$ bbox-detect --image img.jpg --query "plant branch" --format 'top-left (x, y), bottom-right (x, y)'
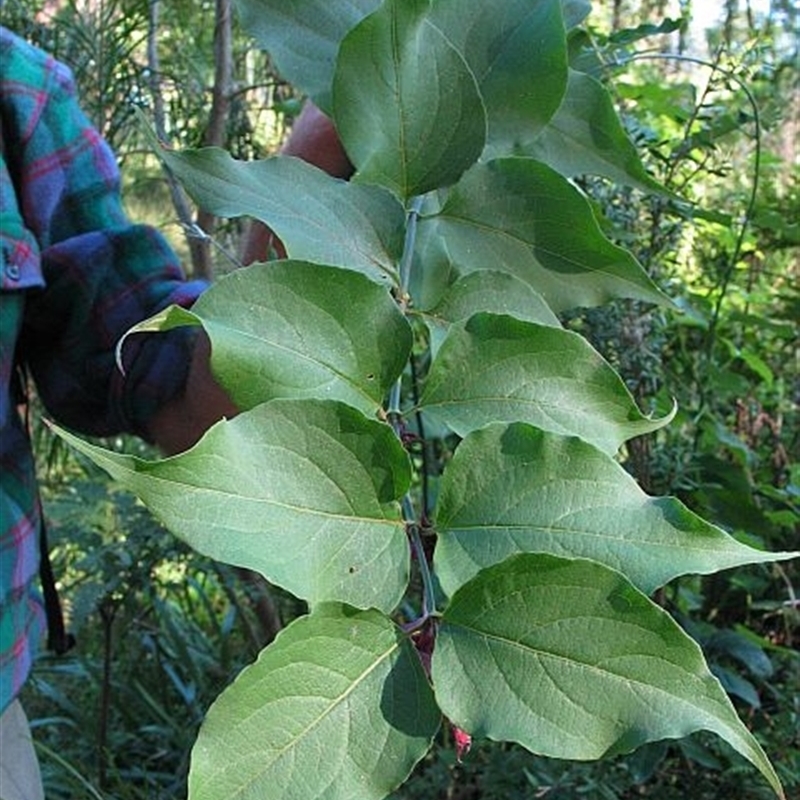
top-left (615, 51), bottom-right (762, 416)
top-left (388, 194), bottom-right (425, 417)
top-left (403, 496), bottom-right (436, 619)
top-left (146, 0), bottom-right (208, 277)
top-left (389, 193), bottom-right (435, 621)
top-left (399, 195), bottom-right (425, 296)
top-left (617, 52), bottom-right (762, 342)
top-left (409, 352), bottom-right (432, 521)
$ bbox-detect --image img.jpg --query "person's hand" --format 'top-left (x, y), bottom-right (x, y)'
top-left (147, 331), bottom-right (237, 454)
top-left (281, 102), bottom-right (353, 179)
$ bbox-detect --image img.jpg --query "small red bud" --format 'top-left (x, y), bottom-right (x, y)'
top-left (452, 726), bottom-right (472, 762)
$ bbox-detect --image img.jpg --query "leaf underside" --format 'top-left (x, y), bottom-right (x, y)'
top-left (432, 553), bottom-right (784, 798)
top-left (190, 605), bottom-right (440, 800)
top-left (419, 313), bottom-right (674, 455)
top-left (434, 423), bottom-right (799, 596)
top-left (52, 400), bottom-right (412, 613)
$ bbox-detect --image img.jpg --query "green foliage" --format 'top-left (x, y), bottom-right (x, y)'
top-left (57, 400), bottom-right (413, 613)
top-left (127, 262), bottom-right (413, 413)
top-left (525, 69), bottom-right (672, 193)
top-left (433, 423), bottom-right (790, 596)
top-left (334, 0), bottom-right (487, 199)
top-left (432, 553), bottom-right (776, 774)
top-left (190, 605), bottom-right (439, 800)
top-left (413, 157), bottom-right (667, 311)
top-left (23, 465), bottom-right (267, 799)
top-left (45, 1), bottom-right (797, 799)
top-left (152, 146), bottom-right (405, 280)
top-left (416, 315), bottom-right (673, 452)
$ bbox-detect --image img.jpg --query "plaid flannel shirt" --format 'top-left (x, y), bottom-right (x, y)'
top-left (0, 27), bottom-right (207, 713)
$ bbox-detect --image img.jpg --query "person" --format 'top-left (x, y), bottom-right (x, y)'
top-left (0, 25), bottom-right (344, 799)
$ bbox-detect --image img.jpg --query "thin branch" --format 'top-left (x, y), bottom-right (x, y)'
top-left (403, 496), bottom-right (437, 619)
top-left (146, 0), bottom-right (207, 276)
top-left (616, 50), bottom-right (762, 409)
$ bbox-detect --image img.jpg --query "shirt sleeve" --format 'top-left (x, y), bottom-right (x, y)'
top-left (8, 34), bottom-right (207, 439)
top-left (24, 226), bottom-right (208, 438)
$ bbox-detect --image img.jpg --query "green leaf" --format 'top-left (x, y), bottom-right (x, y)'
top-left (191, 605), bottom-right (440, 800)
top-left (616, 80), bottom-right (697, 125)
top-left (127, 262), bottom-right (412, 415)
top-left (707, 630), bottom-right (774, 680)
top-left (418, 313), bottom-right (674, 455)
top-left (738, 348), bottom-right (774, 387)
top-left (427, 0), bottom-right (568, 158)
top-left (333, 0), bottom-right (486, 200)
top-left (52, 400), bottom-right (411, 613)
top-left (526, 70), bottom-right (671, 194)
top-left (421, 271), bottom-right (560, 356)
top-left (712, 666), bottom-right (761, 709)
top-left (609, 18), bottom-right (684, 45)
top-left (234, 0), bottom-right (379, 112)
top-left (426, 272), bottom-right (560, 329)
top-left (434, 423), bottom-right (800, 596)
top-left (417, 158), bottom-right (669, 312)
top-left (431, 554), bottom-right (786, 799)
top-left (157, 146), bottom-right (405, 283)
top-left (561, 0), bottom-right (592, 28)
top-left (567, 29), bottom-right (604, 77)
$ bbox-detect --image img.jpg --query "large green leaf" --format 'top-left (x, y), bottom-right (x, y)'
top-left (52, 400), bottom-right (411, 612)
top-left (125, 262), bottom-right (412, 415)
top-left (434, 423), bottom-right (800, 596)
top-left (234, 0), bottom-right (379, 112)
top-left (526, 70), bottom-right (670, 194)
top-left (432, 554), bottom-right (785, 799)
top-left (157, 147), bottom-right (405, 283)
top-left (190, 605), bottom-right (440, 800)
top-left (561, 0), bottom-right (592, 27)
top-left (333, 0), bottom-right (486, 200)
top-left (427, 0), bottom-right (568, 158)
top-left (421, 271), bottom-right (560, 356)
top-left (425, 271), bottom-right (560, 329)
top-left (417, 158), bottom-right (668, 312)
top-left (418, 313), bottom-right (674, 455)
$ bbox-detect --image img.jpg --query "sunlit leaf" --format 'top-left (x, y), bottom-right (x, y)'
top-left (417, 158), bottom-right (669, 311)
top-left (561, 0), bottom-right (592, 27)
top-left (421, 271), bottom-right (560, 355)
top-left (428, 0), bottom-right (568, 158)
top-left (190, 605), bottom-right (440, 800)
top-left (609, 18), bottom-right (683, 45)
top-left (432, 554), bottom-right (785, 799)
top-left (52, 400), bottom-right (411, 612)
top-left (434, 423), bottom-right (800, 595)
top-left (126, 262), bottom-right (412, 415)
top-left (738, 348), bottom-right (774, 387)
top-left (333, 0), bottom-right (485, 200)
top-left (157, 146), bottom-right (405, 283)
top-left (526, 70), bottom-right (671, 194)
top-left (419, 313), bottom-right (674, 455)
top-left (234, 0), bottom-right (379, 112)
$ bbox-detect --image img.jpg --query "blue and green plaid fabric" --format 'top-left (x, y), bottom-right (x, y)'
top-left (1, 26), bottom-right (206, 713)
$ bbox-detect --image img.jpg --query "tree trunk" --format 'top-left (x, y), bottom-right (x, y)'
top-left (193, 0), bottom-right (234, 279)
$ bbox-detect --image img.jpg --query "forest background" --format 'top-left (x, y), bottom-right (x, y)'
top-left (1, 0), bottom-right (797, 798)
